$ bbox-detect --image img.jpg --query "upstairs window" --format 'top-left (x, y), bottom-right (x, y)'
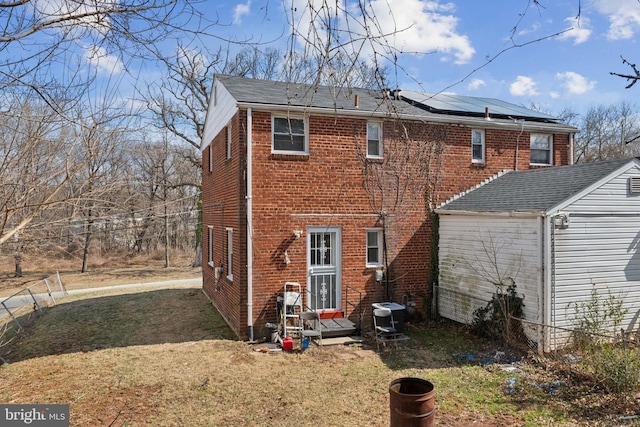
top-left (472, 129), bottom-right (485, 163)
top-left (272, 116), bottom-right (307, 154)
top-left (226, 123), bottom-right (232, 160)
top-left (367, 122), bottom-right (383, 158)
top-left (208, 144), bottom-right (213, 173)
top-left (530, 134), bottom-right (553, 165)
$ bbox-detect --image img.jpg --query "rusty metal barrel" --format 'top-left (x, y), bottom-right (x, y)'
top-left (389, 377), bottom-right (435, 427)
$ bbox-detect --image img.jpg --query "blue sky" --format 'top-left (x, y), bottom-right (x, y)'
top-left (210, 0), bottom-right (640, 116)
top-left (10, 1), bottom-right (640, 120)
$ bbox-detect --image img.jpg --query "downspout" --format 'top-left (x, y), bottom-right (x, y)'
top-left (246, 107), bottom-right (254, 341)
top-left (536, 215), bottom-right (544, 354)
top-left (543, 214), bottom-right (554, 352)
top-left (569, 132), bottom-right (575, 165)
top-left (514, 119), bottom-right (525, 171)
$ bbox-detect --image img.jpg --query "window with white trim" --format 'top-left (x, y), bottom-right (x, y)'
top-left (226, 227), bottom-right (233, 281)
top-left (530, 133), bottom-right (553, 165)
top-left (208, 144), bottom-right (213, 173)
top-left (366, 228), bottom-right (383, 267)
top-left (471, 129), bottom-right (485, 163)
top-left (226, 123), bottom-right (232, 160)
top-left (367, 122), bottom-right (383, 158)
top-left (207, 226), bottom-right (214, 267)
top-left (272, 116), bottom-right (307, 153)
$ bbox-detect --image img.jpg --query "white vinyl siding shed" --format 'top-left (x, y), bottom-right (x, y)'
top-left (436, 158), bottom-right (640, 351)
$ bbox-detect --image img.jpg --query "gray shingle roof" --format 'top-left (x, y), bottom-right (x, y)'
top-left (215, 75), bottom-right (575, 128)
top-left (437, 158), bottom-right (636, 213)
top-left (217, 74), bottom-right (426, 115)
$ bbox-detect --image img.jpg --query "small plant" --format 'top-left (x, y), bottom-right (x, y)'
top-left (588, 344), bottom-right (640, 393)
top-left (568, 285), bottom-right (639, 394)
top-left (569, 285), bottom-right (627, 347)
top-left (471, 279), bottom-right (525, 344)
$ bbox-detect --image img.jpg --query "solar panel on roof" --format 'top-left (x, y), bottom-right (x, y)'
top-left (401, 90), bottom-right (557, 120)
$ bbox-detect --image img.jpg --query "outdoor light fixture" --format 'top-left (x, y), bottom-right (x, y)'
top-left (293, 230), bottom-right (302, 239)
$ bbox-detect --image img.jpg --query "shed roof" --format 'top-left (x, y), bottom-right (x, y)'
top-left (437, 158), bottom-right (639, 214)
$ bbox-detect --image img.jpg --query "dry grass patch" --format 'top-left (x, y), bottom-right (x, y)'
top-left (1, 284), bottom-right (638, 426)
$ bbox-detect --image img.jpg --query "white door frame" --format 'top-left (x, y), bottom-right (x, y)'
top-left (307, 227), bottom-right (342, 312)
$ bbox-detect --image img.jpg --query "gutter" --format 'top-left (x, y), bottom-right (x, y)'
top-left (246, 107), bottom-right (254, 341)
top-left (235, 103), bottom-right (578, 134)
top-left (434, 209), bottom-right (543, 218)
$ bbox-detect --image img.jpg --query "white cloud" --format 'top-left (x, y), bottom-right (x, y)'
top-left (593, 0), bottom-right (640, 40)
top-left (177, 46), bottom-right (207, 74)
top-left (292, 0), bottom-right (475, 65)
top-left (510, 76), bottom-right (539, 97)
top-left (84, 45), bottom-right (123, 75)
top-left (556, 71), bottom-right (596, 95)
top-left (233, 0), bottom-right (251, 25)
top-left (558, 16), bottom-right (591, 44)
top-left (32, 0), bottom-right (112, 34)
top-left (517, 22), bottom-right (541, 37)
top-left (467, 78), bottom-right (485, 90)
top-left (550, 91), bottom-right (560, 99)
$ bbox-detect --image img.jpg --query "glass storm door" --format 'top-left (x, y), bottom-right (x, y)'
top-left (307, 228), bottom-right (341, 311)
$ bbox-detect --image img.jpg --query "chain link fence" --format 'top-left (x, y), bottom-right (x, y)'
top-left (0, 273), bottom-right (67, 334)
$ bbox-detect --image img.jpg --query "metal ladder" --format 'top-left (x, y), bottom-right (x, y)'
top-left (282, 282), bottom-right (303, 338)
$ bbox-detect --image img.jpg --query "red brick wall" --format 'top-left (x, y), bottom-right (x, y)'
top-left (202, 110), bottom-right (571, 339)
top-left (202, 112), bottom-right (247, 338)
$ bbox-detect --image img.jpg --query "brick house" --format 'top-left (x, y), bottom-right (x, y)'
top-left (201, 75), bottom-right (577, 341)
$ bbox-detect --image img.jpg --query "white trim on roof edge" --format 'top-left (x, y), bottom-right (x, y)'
top-left (435, 169), bottom-right (512, 211)
top-left (544, 158), bottom-right (640, 216)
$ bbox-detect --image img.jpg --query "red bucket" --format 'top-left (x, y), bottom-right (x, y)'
top-left (282, 337), bottom-right (294, 351)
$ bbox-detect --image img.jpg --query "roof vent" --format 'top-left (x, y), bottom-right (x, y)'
top-left (630, 177), bottom-right (640, 194)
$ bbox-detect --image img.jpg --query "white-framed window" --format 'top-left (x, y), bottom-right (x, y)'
top-left (367, 122), bottom-right (383, 158)
top-left (366, 228), bottom-right (383, 267)
top-left (272, 115), bottom-right (307, 154)
top-left (208, 144), bottom-right (213, 173)
top-left (226, 123), bottom-right (232, 160)
top-left (472, 129), bottom-right (485, 163)
top-left (207, 226), bottom-right (214, 267)
top-left (226, 227), bottom-right (233, 281)
top-left (530, 133), bottom-right (553, 165)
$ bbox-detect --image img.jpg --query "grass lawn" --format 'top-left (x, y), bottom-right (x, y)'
top-left (1, 286), bottom-right (638, 426)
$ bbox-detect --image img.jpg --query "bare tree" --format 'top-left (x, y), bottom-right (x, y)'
top-left (0, 90), bottom-right (92, 246)
top-left (0, 0), bottom-right (211, 252)
top-left (611, 56), bottom-right (640, 89)
top-left (355, 121), bottom-right (448, 300)
top-left (575, 101), bottom-right (640, 162)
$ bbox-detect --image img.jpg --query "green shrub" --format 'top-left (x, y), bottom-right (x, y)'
top-left (568, 285), bottom-right (639, 394)
top-left (586, 345), bottom-right (640, 394)
top-left (471, 280), bottom-right (525, 344)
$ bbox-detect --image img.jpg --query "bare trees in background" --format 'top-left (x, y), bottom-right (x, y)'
top-left (573, 101), bottom-right (640, 163)
top-left (3, 0), bottom-right (638, 273)
top-left (0, 0), bottom-right (209, 270)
